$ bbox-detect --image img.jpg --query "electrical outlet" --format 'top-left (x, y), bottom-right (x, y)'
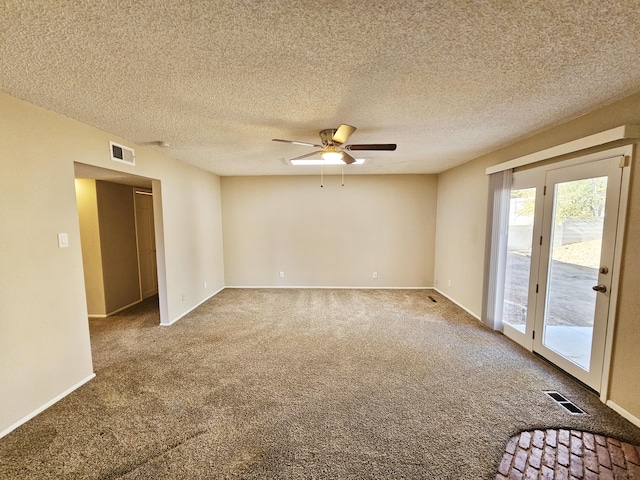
top-left (435, 279), bottom-right (439, 286)
top-left (279, 271), bottom-right (284, 278)
top-left (373, 272), bottom-right (378, 279)
top-left (182, 293), bottom-right (186, 301)
top-left (448, 280), bottom-right (452, 287)
top-left (203, 281), bottom-right (207, 289)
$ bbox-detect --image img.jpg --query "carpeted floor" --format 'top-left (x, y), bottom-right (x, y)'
top-left (1, 288), bottom-right (639, 479)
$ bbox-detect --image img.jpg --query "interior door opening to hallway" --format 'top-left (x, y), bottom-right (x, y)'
top-left (74, 162), bottom-right (164, 324)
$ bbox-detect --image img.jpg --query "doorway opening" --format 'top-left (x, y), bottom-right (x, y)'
top-left (73, 162), bottom-right (167, 326)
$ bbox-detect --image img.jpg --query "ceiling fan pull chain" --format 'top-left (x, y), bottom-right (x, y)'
top-left (342, 165), bottom-right (344, 186)
top-left (320, 164), bottom-right (324, 188)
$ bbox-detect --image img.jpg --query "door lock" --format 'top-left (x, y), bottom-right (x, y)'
top-left (592, 284), bottom-right (607, 293)
top-left (599, 266), bottom-right (609, 274)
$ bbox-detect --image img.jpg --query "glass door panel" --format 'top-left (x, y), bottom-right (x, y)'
top-left (503, 187), bottom-right (536, 334)
top-left (532, 155), bottom-right (623, 391)
top-left (542, 177), bottom-right (606, 370)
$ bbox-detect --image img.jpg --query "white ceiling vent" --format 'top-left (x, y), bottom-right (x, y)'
top-left (109, 141), bottom-right (135, 166)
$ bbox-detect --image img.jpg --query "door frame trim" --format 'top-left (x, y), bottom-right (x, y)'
top-left (487, 125), bottom-right (640, 175)
top-left (599, 144), bottom-right (634, 403)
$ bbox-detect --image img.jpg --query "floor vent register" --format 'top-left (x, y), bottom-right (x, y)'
top-left (544, 391), bottom-right (586, 415)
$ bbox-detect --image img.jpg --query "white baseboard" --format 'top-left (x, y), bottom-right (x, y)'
top-left (161, 286), bottom-right (225, 326)
top-left (606, 400), bottom-right (640, 428)
top-left (106, 299), bottom-right (144, 316)
top-left (88, 298), bottom-right (145, 319)
top-left (0, 373), bottom-right (96, 439)
top-left (433, 288), bottom-right (481, 320)
top-left (225, 285), bottom-right (433, 290)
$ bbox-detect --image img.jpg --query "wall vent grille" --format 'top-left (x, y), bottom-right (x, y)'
top-left (110, 141), bottom-right (135, 166)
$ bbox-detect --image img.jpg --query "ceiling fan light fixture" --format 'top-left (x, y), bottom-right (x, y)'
top-left (274, 124), bottom-right (396, 166)
top-left (289, 158), bottom-right (366, 166)
top-left (321, 145), bottom-right (343, 162)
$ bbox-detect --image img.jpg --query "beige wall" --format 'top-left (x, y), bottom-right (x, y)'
top-left (0, 92), bottom-right (225, 435)
top-left (96, 181), bottom-right (141, 314)
top-left (222, 174), bottom-right (437, 287)
top-left (75, 179), bottom-right (106, 315)
top-left (434, 157), bottom-right (491, 315)
top-left (159, 164), bottom-right (225, 321)
top-left (434, 91), bottom-right (640, 421)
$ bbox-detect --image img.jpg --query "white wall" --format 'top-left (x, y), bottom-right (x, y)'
top-left (434, 91), bottom-right (640, 423)
top-left (221, 174), bottom-right (437, 288)
top-left (0, 92), bottom-right (225, 436)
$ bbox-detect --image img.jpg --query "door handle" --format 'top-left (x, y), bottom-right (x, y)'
top-left (592, 284), bottom-right (607, 293)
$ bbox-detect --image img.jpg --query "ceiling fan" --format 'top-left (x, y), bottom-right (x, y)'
top-left (273, 124), bottom-right (396, 164)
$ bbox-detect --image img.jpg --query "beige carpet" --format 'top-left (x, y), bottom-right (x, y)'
top-left (1, 288), bottom-right (639, 479)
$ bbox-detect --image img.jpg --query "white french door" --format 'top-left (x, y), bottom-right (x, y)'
top-left (501, 170), bottom-right (543, 350)
top-left (501, 153), bottom-right (627, 392)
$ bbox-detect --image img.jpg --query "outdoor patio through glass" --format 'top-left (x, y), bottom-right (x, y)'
top-left (502, 187), bottom-right (535, 334)
top-left (502, 178), bottom-right (607, 370)
top-left (541, 176), bottom-right (607, 370)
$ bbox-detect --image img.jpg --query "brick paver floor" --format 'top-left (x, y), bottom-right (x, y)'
top-left (496, 429), bottom-right (640, 479)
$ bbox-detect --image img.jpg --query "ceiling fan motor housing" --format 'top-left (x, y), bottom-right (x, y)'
top-left (319, 128), bottom-right (339, 146)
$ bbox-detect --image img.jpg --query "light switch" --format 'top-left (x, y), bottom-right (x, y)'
top-left (58, 233), bottom-right (69, 248)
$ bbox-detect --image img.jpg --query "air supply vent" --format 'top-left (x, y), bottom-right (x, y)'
top-left (544, 391), bottom-right (586, 415)
top-left (109, 141), bottom-right (135, 166)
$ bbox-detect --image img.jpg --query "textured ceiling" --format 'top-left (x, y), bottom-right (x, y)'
top-left (2, 1), bottom-right (640, 176)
